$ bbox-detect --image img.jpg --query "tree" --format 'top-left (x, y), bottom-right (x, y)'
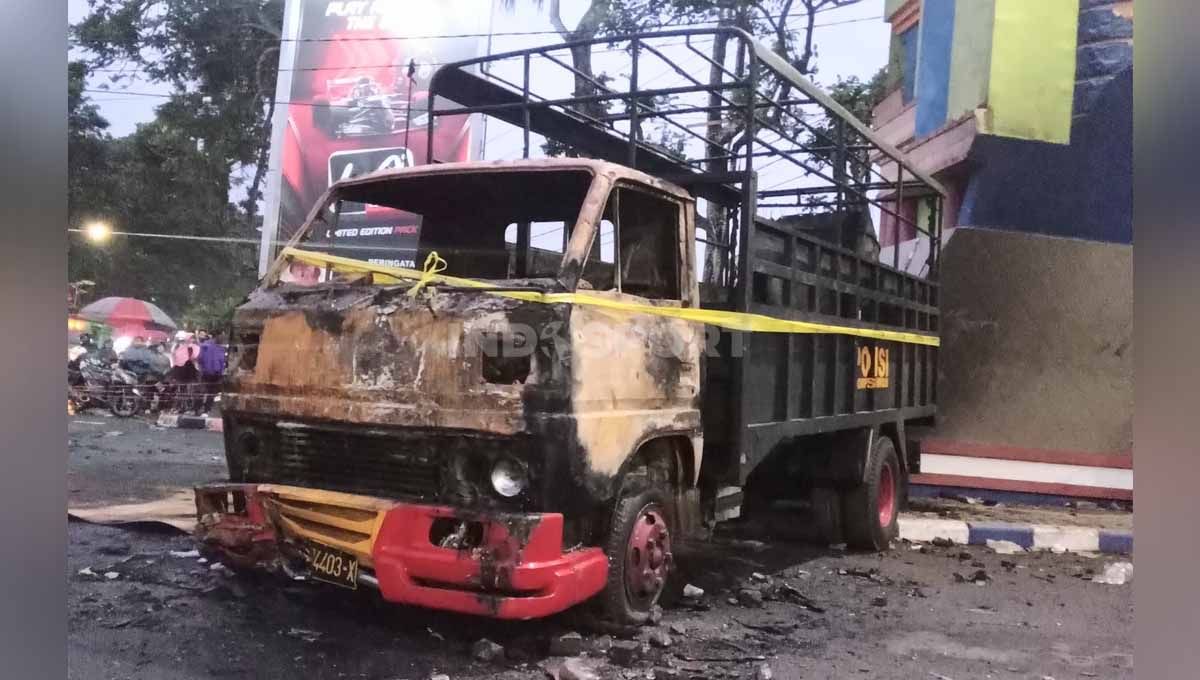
top-left (803, 66), bottom-right (889, 188)
top-left (69, 60), bottom-right (258, 320)
top-left (72, 0), bottom-right (284, 231)
top-left (69, 1), bottom-right (282, 322)
top-left (656, 1), bottom-right (865, 283)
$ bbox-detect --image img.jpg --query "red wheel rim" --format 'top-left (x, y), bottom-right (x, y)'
top-left (625, 505), bottom-right (672, 609)
top-left (878, 462), bottom-right (897, 527)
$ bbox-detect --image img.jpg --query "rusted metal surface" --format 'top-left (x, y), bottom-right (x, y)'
top-left (229, 164), bottom-right (703, 518)
top-left (207, 163), bottom-right (707, 618)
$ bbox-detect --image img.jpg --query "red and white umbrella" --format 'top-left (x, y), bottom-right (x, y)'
top-left (78, 297), bottom-right (177, 330)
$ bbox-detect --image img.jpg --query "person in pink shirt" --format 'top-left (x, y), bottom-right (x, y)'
top-left (169, 332), bottom-right (201, 412)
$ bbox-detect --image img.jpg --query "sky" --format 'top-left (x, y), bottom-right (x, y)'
top-left (69, 0), bottom-right (889, 138)
top-left (68, 0), bottom-right (891, 246)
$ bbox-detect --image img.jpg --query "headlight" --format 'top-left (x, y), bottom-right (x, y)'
top-left (490, 459), bottom-right (528, 498)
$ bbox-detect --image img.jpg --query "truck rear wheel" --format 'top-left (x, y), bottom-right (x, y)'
top-left (841, 435), bottom-right (901, 550)
top-left (599, 484), bottom-right (674, 625)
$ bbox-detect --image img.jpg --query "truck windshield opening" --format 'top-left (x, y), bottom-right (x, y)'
top-left (291, 169), bottom-right (595, 285)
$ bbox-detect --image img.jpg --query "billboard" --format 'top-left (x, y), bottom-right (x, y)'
top-left (261, 0), bottom-right (490, 272)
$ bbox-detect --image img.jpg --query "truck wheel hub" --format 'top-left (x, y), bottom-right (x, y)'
top-left (878, 463), bottom-right (896, 527)
top-left (626, 505), bottom-right (671, 605)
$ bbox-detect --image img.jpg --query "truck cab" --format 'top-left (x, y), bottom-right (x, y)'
top-left (199, 159), bottom-right (706, 622)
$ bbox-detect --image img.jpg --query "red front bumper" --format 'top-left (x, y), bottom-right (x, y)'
top-left (194, 484), bottom-right (609, 620)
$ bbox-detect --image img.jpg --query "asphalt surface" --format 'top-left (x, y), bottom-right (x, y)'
top-left (67, 416), bottom-right (1134, 680)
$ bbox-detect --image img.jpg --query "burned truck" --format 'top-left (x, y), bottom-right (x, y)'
top-left (196, 29), bottom-right (943, 623)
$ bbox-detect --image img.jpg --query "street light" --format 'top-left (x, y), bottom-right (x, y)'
top-left (84, 221), bottom-right (112, 243)
top-left (188, 284), bottom-right (196, 291)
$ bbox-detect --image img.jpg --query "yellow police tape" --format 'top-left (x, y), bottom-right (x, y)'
top-left (282, 247), bottom-right (941, 347)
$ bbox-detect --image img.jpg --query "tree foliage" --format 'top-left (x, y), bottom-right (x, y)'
top-left (69, 1), bottom-right (284, 325)
top-left (507, 0), bottom-right (866, 282)
top-left (73, 0), bottom-right (284, 225)
top-left (68, 62), bottom-right (259, 324)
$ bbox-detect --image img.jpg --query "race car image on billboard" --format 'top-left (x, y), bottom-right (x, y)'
top-left (311, 74), bottom-right (434, 139)
top-left (312, 75), bottom-right (396, 138)
top-left (271, 0), bottom-right (486, 267)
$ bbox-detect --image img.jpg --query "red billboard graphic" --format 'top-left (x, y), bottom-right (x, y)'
top-left (272, 1), bottom-right (486, 268)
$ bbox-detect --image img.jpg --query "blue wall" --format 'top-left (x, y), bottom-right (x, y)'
top-left (913, 0), bottom-right (955, 137)
top-left (958, 68), bottom-right (1131, 244)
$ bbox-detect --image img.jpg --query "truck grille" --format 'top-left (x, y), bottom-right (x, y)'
top-left (272, 426), bottom-right (443, 501)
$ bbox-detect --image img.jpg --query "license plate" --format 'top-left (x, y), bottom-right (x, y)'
top-left (302, 542), bottom-right (359, 590)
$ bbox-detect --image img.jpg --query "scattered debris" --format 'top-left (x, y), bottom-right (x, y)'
top-left (1093, 561), bottom-right (1133, 585)
top-left (549, 632), bottom-right (584, 657)
top-left (649, 605), bottom-right (663, 625)
top-left (668, 623), bottom-right (687, 636)
top-left (286, 628), bottom-right (322, 643)
top-left (931, 537), bottom-right (955, 548)
top-left (777, 583), bottom-right (824, 612)
top-left (105, 431), bottom-right (123, 437)
top-left (104, 571), bottom-right (120, 580)
top-left (839, 567), bottom-right (883, 581)
top-left (871, 596), bottom-right (888, 607)
top-left (426, 627), bottom-right (444, 642)
top-left (735, 618), bottom-right (798, 635)
top-left (753, 662), bottom-right (774, 680)
top-left (953, 570), bottom-right (990, 585)
top-left (682, 584), bottom-right (705, 599)
top-left (737, 588), bottom-right (764, 608)
top-left (472, 638), bottom-right (505, 662)
top-left (209, 562), bottom-right (232, 575)
top-left (168, 549), bottom-right (200, 558)
top-left (77, 567), bottom-right (98, 578)
top-left (750, 572), bottom-right (769, 582)
top-left (608, 640), bottom-right (641, 667)
top-left (557, 657), bottom-right (601, 680)
top-left (647, 631), bottom-right (672, 648)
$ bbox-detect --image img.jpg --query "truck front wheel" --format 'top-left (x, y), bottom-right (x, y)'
top-left (841, 435), bottom-right (901, 550)
top-left (599, 484), bottom-right (674, 624)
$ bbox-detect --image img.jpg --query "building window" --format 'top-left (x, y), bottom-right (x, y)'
top-left (899, 24), bottom-right (919, 104)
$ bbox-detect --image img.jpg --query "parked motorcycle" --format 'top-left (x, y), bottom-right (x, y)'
top-left (68, 353), bottom-right (141, 417)
top-left (118, 352), bottom-right (171, 415)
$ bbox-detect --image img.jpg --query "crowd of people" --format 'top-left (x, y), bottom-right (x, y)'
top-left (74, 329), bottom-right (228, 416)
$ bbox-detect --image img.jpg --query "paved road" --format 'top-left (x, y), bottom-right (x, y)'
top-left (68, 414), bottom-right (226, 507)
top-left (67, 418), bottom-right (1133, 680)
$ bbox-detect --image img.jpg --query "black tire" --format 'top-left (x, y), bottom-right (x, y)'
top-left (811, 486), bottom-right (843, 544)
top-left (109, 385), bottom-right (140, 418)
top-left (598, 484), bottom-right (674, 625)
top-left (841, 435), bottom-right (901, 551)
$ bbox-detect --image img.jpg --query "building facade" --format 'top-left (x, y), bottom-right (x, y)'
top-left (873, 0), bottom-right (1132, 268)
top-left (870, 1), bottom-right (1134, 502)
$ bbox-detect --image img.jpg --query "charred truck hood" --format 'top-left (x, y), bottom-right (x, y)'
top-left (223, 280), bottom-right (700, 517)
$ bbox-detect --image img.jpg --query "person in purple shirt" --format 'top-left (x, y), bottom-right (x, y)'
top-left (197, 330), bottom-right (227, 415)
